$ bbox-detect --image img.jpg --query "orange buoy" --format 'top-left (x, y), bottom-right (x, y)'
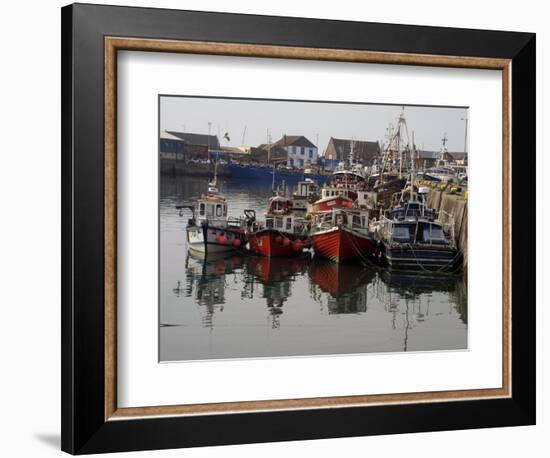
top-left (283, 238), bottom-right (291, 247)
top-left (216, 234), bottom-right (227, 245)
top-left (232, 238), bottom-right (241, 248)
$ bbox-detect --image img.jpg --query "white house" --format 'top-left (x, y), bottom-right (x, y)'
top-left (272, 135), bottom-right (318, 168)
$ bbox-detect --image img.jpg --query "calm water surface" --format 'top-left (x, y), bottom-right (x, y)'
top-left (160, 176), bottom-right (467, 361)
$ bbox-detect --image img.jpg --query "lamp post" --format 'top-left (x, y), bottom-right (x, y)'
top-left (207, 121), bottom-right (212, 162)
top-left (460, 116), bottom-right (468, 163)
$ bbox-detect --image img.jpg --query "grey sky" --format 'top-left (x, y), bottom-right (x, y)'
top-left (160, 96), bottom-right (468, 153)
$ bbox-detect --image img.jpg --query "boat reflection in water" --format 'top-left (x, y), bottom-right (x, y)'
top-left (166, 253), bottom-right (467, 359)
top-left (183, 251), bottom-right (245, 328)
top-left (242, 256), bottom-right (308, 329)
top-left (308, 259), bottom-right (375, 314)
top-left (380, 270), bottom-right (467, 324)
top-left (377, 271), bottom-right (467, 351)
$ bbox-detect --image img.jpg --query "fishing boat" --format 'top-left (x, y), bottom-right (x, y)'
top-left (178, 173), bottom-right (245, 254)
top-left (308, 150), bottom-right (366, 213)
top-left (374, 206), bottom-right (458, 272)
top-left (419, 166), bottom-right (457, 182)
top-left (365, 111), bottom-right (413, 207)
top-left (418, 135), bottom-right (459, 182)
top-left (310, 207), bottom-right (376, 263)
top-left (244, 188), bottom-right (310, 258)
top-left (372, 165), bottom-right (458, 272)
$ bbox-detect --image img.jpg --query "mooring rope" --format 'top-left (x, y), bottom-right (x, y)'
top-left (403, 242), bottom-right (464, 274)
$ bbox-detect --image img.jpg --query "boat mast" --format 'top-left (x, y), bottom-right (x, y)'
top-left (397, 118), bottom-right (402, 179)
top-left (410, 131), bottom-right (416, 202)
top-left (208, 157), bottom-right (219, 195)
top-left (379, 123), bottom-right (394, 183)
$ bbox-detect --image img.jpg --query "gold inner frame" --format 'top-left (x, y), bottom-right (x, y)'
top-left (104, 37), bottom-right (512, 421)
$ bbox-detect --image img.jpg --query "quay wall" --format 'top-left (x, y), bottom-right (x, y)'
top-left (160, 159), bottom-right (230, 177)
top-left (426, 189), bottom-right (468, 272)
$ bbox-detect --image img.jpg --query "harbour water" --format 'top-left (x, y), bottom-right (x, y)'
top-left (160, 176), bottom-right (467, 361)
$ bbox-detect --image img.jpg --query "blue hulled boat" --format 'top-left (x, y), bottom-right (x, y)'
top-left (372, 189), bottom-right (459, 273)
top-left (227, 163), bottom-right (329, 184)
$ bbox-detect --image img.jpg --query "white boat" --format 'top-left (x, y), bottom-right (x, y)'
top-left (179, 175), bottom-right (245, 254)
top-left (420, 166), bottom-right (458, 182)
top-left (291, 178), bottom-right (319, 215)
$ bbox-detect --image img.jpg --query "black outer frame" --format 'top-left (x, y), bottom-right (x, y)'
top-left (61, 3), bottom-right (536, 454)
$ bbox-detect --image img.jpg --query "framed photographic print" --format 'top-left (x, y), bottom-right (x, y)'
top-left (61, 3), bottom-right (536, 454)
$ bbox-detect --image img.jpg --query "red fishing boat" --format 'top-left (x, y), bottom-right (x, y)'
top-left (310, 207), bottom-right (376, 263)
top-left (244, 193), bottom-right (310, 258)
top-left (308, 169), bottom-right (366, 213)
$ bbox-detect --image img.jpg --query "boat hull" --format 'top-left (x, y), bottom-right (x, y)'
top-left (227, 163), bottom-right (329, 184)
top-left (186, 224), bottom-right (243, 254)
top-left (383, 244), bottom-right (458, 272)
top-left (247, 229), bottom-right (305, 258)
top-left (311, 226), bottom-right (376, 263)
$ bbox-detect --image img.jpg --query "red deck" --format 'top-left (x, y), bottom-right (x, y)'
top-left (311, 227), bottom-right (376, 263)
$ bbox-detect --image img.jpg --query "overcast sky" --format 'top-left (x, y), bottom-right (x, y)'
top-left (160, 96), bottom-right (468, 153)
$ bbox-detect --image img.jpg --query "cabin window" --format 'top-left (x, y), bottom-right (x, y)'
top-left (423, 225), bottom-right (446, 243)
top-left (273, 200), bottom-right (282, 211)
top-left (207, 205), bottom-right (215, 217)
top-left (275, 218), bottom-right (283, 229)
top-left (393, 225), bottom-right (411, 241)
top-left (286, 217), bottom-right (292, 230)
top-left (352, 215), bottom-right (362, 227)
top-left (266, 218), bottom-right (274, 228)
top-left (216, 204), bottom-right (222, 217)
top-left (199, 203), bottom-right (205, 216)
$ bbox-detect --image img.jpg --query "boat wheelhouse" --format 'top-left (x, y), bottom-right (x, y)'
top-left (291, 178), bottom-right (319, 216)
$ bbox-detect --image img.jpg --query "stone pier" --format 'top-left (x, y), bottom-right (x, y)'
top-left (426, 189), bottom-right (468, 271)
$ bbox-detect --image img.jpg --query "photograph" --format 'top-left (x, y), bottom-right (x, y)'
top-left (159, 96), bottom-right (469, 361)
